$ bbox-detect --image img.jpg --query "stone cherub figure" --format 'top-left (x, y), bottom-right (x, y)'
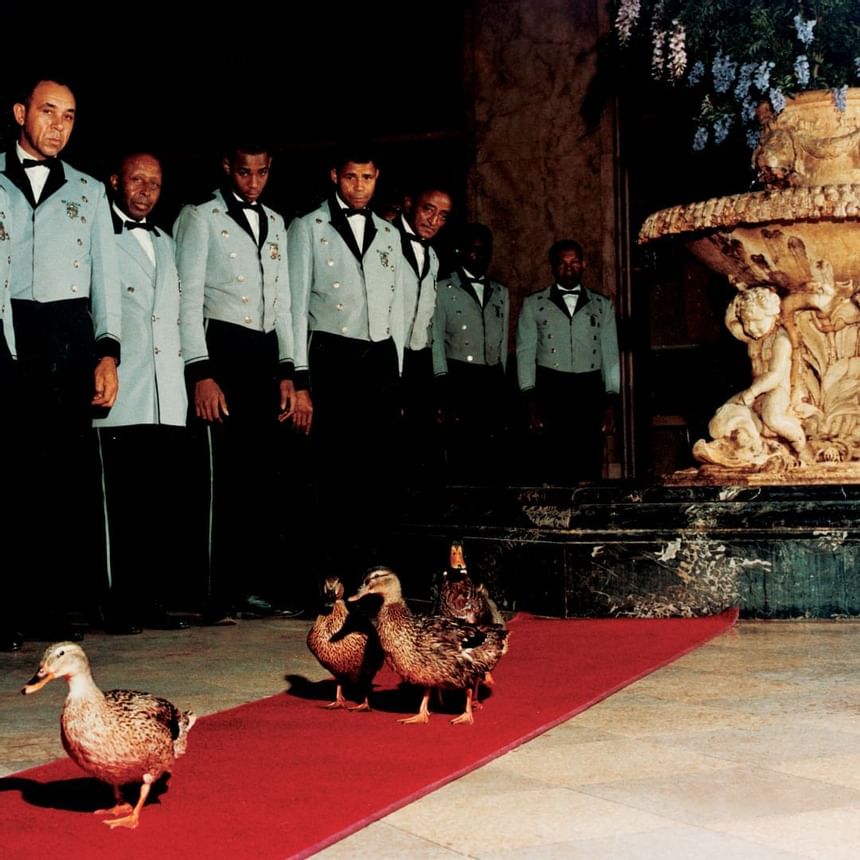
top-left (694, 286), bottom-right (812, 468)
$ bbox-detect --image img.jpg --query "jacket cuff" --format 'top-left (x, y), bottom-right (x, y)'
top-left (293, 369), bottom-right (310, 391)
top-left (95, 336), bottom-right (121, 364)
top-left (185, 359), bottom-right (213, 384)
top-left (278, 360), bottom-right (294, 382)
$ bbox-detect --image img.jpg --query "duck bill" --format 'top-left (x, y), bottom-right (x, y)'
top-left (347, 586), bottom-right (369, 602)
top-left (22, 671), bottom-right (54, 695)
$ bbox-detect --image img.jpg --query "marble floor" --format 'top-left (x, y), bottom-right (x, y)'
top-left (1, 617), bottom-right (859, 859)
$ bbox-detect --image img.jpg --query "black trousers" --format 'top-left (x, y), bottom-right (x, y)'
top-left (9, 299), bottom-right (100, 614)
top-left (308, 332), bottom-right (400, 572)
top-left (195, 321), bottom-right (289, 609)
top-left (401, 346), bottom-right (442, 484)
top-left (443, 359), bottom-right (508, 484)
top-left (533, 367), bottom-right (605, 484)
top-left (95, 424), bottom-right (191, 618)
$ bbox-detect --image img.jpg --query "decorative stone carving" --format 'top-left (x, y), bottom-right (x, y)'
top-left (640, 89), bottom-right (860, 481)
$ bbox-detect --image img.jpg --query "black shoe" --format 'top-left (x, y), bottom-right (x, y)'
top-left (0, 630), bottom-right (23, 651)
top-left (24, 619), bottom-right (85, 642)
top-left (237, 595), bottom-right (304, 619)
top-left (102, 614), bottom-right (143, 636)
top-left (142, 607), bottom-right (189, 631)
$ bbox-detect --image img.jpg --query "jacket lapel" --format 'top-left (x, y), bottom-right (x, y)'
top-left (222, 186), bottom-right (261, 247)
top-left (327, 196), bottom-right (364, 264)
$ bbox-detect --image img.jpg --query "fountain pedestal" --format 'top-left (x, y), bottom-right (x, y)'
top-left (641, 90), bottom-right (860, 481)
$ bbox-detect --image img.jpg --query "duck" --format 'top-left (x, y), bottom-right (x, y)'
top-left (349, 566), bottom-right (508, 725)
top-left (306, 575), bottom-right (384, 711)
top-left (439, 540), bottom-right (507, 701)
top-left (22, 641), bottom-right (195, 829)
top-left (439, 539), bottom-right (505, 628)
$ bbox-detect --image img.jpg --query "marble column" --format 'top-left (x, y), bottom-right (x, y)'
top-left (464, 0), bottom-right (621, 308)
top-left (464, 0), bottom-right (627, 475)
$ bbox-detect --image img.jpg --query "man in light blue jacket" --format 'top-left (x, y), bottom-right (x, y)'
top-left (432, 224), bottom-right (510, 482)
top-left (516, 239), bottom-right (620, 483)
top-left (174, 142), bottom-right (298, 623)
top-left (94, 152), bottom-right (189, 635)
top-left (1, 77), bottom-right (122, 642)
top-left (287, 142), bottom-right (404, 570)
top-left (397, 182), bottom-right (452, 481)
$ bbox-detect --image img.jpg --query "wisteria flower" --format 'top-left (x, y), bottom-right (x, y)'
top-left (769, 88), bottom-right (787, 115)
top-left (793, 15), bottom-right (816, 47)
top-left (667, 20), bottom-right (687, 79)
top-left (712, 52), bottom-right (737, 94)
top-left (692, 125), bottom-right (709, 151)
top-left (713, 114), bottom-right (733, 144)
top-left (614, 0), bottom-right (641, 45)
top-left (753, 61), bottom-right (775, 91)
top-left (687, 60), bottom-right (705, 86)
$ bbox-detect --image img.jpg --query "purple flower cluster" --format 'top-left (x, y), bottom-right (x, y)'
top-left (793, 15), bottom-right (816, 47)
top-left (712, 53), bottom-right (737, 94)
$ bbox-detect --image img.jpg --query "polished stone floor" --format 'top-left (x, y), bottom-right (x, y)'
top-left (1, 618), bottom-right (859, 858)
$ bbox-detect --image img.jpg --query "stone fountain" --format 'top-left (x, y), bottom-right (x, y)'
top-left (640, 90), bottom-right (860, 484)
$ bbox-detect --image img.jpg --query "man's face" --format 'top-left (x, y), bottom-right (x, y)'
top-left (13, 80), bottom-right (76, 160)
top-left (331, 161), bottom-right (379, 209)
top-left (553, 248), bottom-right (585, 289)
top-left (406, 190), bottom-right (452, 240)
top-left (110, 154), bottom-right (162, 221)
top-left (461, 235), bottom-right (491, 277)
top-left (223, 151), bottom-right (271, 203)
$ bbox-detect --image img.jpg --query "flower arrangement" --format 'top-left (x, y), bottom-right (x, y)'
top-left (614, 0), bottom-right (860, 149)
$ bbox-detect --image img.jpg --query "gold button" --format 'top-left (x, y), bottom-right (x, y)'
top-left (461, 324), bottom-right (467, 330)
top-left (336, 303), bottom-right (344, 310)
top-left (241, 296), bottom-right (249, 303)
top-left (229, 251), bottom-right (237, 259)
top-left (221, 230), bottom-right (229, 238)
top-left (154, 347), bottom-right (160, 354)
top-left (341, 326), bottom-right (349, 334)
top-left (327, 259), bottom-right (334, 267)
top-left (333, 282), bottom-right (340, 289)
top-left (238, 275), bottom-right (245, 282)
top-left (80, 216), bottom-right (87, 224)
top-left (70, 285), bottom-right (78, 292)
top-left (320, 238), bottom-right (328, 245)
top-left (244, 315), bottom-right (253, 324)
top-left (466, 355), bottom-right (474, 362)
top-left (73, 260), bottom-right (80, 268)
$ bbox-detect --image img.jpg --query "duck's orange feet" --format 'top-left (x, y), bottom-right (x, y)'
top-left (95, 802), bottom-right (133, 817)
top-left (398, 711), bottom-right (430, 724)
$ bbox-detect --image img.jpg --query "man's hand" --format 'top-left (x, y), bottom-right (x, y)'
top-left (195, 378), bottom-right (229, 423)
top-left (92, 357), bottom-right (119, 408)
top-left (282, 389), bottom-right (313, 435)
top-left (279, 379), bottom-right (296, 419)
top-left (527, 399), bottom-right (544, 433)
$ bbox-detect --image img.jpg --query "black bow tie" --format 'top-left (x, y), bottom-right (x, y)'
top-left (22, 157), bottom-right (57, 169)
top-left (125, 220), bottom-right (155, 232)
top-left (559, 287), bottom-right (580, 295)
top-left (471, 277), bottom-right (488, 287)
top-left (239, 201), bottom-right (263, 215)
top-left (407, 233), bottom-right (428, 247)
top-left (344, 207), bottom-right (370, 218)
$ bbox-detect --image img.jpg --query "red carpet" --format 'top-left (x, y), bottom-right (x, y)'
top-left (0, 610), bottom-right (736, 859)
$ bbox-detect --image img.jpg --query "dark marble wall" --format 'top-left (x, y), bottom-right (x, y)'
top-left (393, 484), bottom-right (860, 619)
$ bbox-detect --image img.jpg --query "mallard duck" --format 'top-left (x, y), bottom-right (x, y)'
top-left (440, 540), bottom-right (507, 702)
top-left (439, 539), bottom-right (505, 628)
top-left (22, 641), bottom-right (195, 829)
top-left (306, 575), bottom-right (384, 711)
top-left (349, 567), bottom-right (508, 725)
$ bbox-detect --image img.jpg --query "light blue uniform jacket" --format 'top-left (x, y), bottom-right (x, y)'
top-left (287, 197), bottom-right (404, 375)
top-left (93, 214), bottom-right (187, 428)
top-left (0, 184), bottom-right (14, 358)
top-left (0, 151), bottom-right (121, 350)
top-left (516, 285), bottom-right (620, 394)
top-left (398, 218), bottom-right (439, 352)
top-left (173, 188), bottom-right (294, 374)
top-left (431, 270), bottom-right (509, 375)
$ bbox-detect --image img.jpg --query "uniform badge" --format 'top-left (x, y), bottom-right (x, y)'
top-left (268, 242), bottom-right (280, 261)
top-left (64, 201), bottom-right (80, 220)
top-left (0, 220), bottom-right (7, 242)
